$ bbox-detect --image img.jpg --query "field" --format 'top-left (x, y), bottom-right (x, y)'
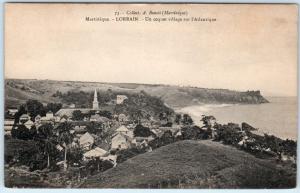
top-left (81, 140), bottom-right (296, 188)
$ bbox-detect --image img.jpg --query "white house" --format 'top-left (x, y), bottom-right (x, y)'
top-left (79, 132), bottom-right (95, 150)
top-left (116, 125), bottom-right (129, 134)
top-left (35, 115), bottom-right (41, 124)
top-left (60, 117), bottom-right (67, 123)
top-left (8, 109), bottom-right (18, 116)
top-left (19, 114), bottom-right (30, 123)
top-left (116, 95), bottom-right (128, 104)
top-left (118, 114), bottom-right (128, 123)
top-left (24, 120), bottom-right (34, 129)
top-left (111, 133), bottom-right (131, 150)
top-left (83, 147), bottom-right (107, 160)
top-left (46, 111), bottom-right (54, 119)
top-left (4, 119), bottom-right (14, 135)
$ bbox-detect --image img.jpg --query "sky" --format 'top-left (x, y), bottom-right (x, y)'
top-left (4, 3), bottom-right (298, 96)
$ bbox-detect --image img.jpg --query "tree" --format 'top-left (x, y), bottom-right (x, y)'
top-left (37, 123), bottom-right (54, 139)
top-left (26, 100), bottom-right (46, 118)
top-left (132, 110), bottom-right (143, 124)
top-left (182, 114), bottom-right (193, 125)
top-left (201, 115), bottom-right (216, 129)
top-left (98, 110), bottom-right (112, 119)
top-left (67, 147), bottom-right (83, 166)
top-left (46, 103), bottom-right (62, 114)
top-left (29, 125), bottom-right (37, 140)
top-left (57, 122), bottom-right (74, 171)
top-left (86, 122), bottom-right (103, 135)
top-left (12, 125), bottom-right (31, 140)
top-left (72, 110), bottom-right (85, 121)
top-left (44, 139), bottom-right (58, 168)
top-left (134, 124), bottom-right (153, 137)
top-left (175, 114), bottom-right (182, 125)
top-left (14, 104), bottom-right (27, 124)
top-left (36, 123), bottom-right (57, 168)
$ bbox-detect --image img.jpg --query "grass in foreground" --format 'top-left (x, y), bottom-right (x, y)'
top-left (81, 140), bottom-right (296, 188)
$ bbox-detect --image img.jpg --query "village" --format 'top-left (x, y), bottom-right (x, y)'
top-left (4, 89), bottom-right (193, 181)
top-left (4, 89), bottom-right (297, 187)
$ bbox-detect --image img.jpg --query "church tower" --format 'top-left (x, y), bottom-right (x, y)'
top-left (92, 89), bottom-right (99, 110)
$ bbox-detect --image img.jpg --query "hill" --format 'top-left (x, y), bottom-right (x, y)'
top-left (5, 79), bottom-right (268, 109)
top-left (81, 140), bottom-right (295, 188)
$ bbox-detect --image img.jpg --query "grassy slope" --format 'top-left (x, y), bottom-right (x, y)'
top-left (81, 140), bottom-right (296, 188)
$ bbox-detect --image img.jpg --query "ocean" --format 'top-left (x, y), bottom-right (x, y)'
top-left (177, 97), bottom-right (298, 140)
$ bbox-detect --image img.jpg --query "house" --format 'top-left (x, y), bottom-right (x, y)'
top-left (60, 117), bottom-right (67, 123)
top-left (111, 133), bottom-right (131, 150)
top-left (79, 132), bottom-right (95, 150)
top-left (116, 125), bottom-right (129, 134)
top-left (39, 111), bottom-right (56, 123)
top-left (46, 111), bottom-right (54, 119)
top-left (4, 119), bottom-right (14, 135)
top-left (116, 95), bottom-right (128, 104)
top-left (74, 125), bottom-right (87, 134)
top-left (8, 109), bottom-right (18, 116)
top-left (118, 114), bottom-right (128, 123)
top-left (19, 114), bottom-right (30, 123)
top-left (69, 104), bottom-right (76, 108)
top-left (24, 120), bottom-right (34, 129)
top-left (35, 115), bottom-right (41, 123)
top-left (115, 125), bottom-right (134, 138)
top-left (159, 126), bottom-right (180, 135)
top-left (90, 114), bottom-right (111, 123)
top-left (55, 108), bottom-right (90, 118)
top-left (56, 144), bottom-right (64, 151)
top-left (83, 147), bottom-right (107, 160)
top-left (101, 155), bottom-right (118, 167)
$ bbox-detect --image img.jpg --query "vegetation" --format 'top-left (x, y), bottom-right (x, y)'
top-left (5, 79), bottom-right (269, 109)
top-left (133, 125), bottom-right (153, 137)
top-left (82, 140), bottom-right (295, 188)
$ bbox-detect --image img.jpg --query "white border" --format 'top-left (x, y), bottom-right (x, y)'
top-left (0, 1), bottom-right (299, 193)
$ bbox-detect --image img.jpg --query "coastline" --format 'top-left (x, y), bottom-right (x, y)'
top-left (175, 97), bottom-right (297, 140)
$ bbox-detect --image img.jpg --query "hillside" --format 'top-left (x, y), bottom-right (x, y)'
top-left (5, 79), bottom-right (268, 109)
top-left (81, 140), bottom-right (295, 188)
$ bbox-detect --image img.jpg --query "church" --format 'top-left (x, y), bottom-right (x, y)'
top-left (55, 89), bottom-right (100, 118)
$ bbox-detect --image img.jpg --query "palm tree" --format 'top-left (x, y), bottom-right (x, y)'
top-left (37, 123), bottom-right (56, 168)
top-left (44, 138), bottom-right (56, 168)
top-left (57, 122), bottom-right (73, 171)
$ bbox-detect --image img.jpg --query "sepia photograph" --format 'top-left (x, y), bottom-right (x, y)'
top-left (3, 3), bottom-right (298, 188)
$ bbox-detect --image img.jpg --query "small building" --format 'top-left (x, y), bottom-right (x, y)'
top-left (111, 133), bottom-right (131, 150)
top-left (56, 144), bottom-right (64, 151)
top-left (79, 132), bottom-right (95, 150)
top-left (118, 114), bottom-right (128, 123)
top-left (60, 117), bottom-right (67, 123)
top-left (74, 125), bottom-right (87, 134)
top-left (19, 114), bottom-right (30, 123)
top-left (46, 111), bottom-right (54, 119)
top-left (83, 147), bottom-right (107, 160)
top-left (101, 155), bottom-right (118, 167)
top-left (69, 104), bottom-right (76, 108)
top-left (7, 109), bottom-right (18, 116)
top-left (90, 114), bottom-right (111, 123)
top-left (116, 125), bottom-right (129, 134)
top-left (24, 120), bottom-right (34, 129)
top-left (116, 95), bottom-right (128, 104)
top-left (4, 119), bottom-right (14, 135)
top-left (35, 115), bottom-right (41, 123)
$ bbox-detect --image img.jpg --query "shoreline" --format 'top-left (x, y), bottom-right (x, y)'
top-left (174, 99), bottom-right (297, 140)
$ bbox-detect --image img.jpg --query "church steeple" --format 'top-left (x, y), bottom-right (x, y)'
top-left (92, 89), bottom-right (99, 110)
